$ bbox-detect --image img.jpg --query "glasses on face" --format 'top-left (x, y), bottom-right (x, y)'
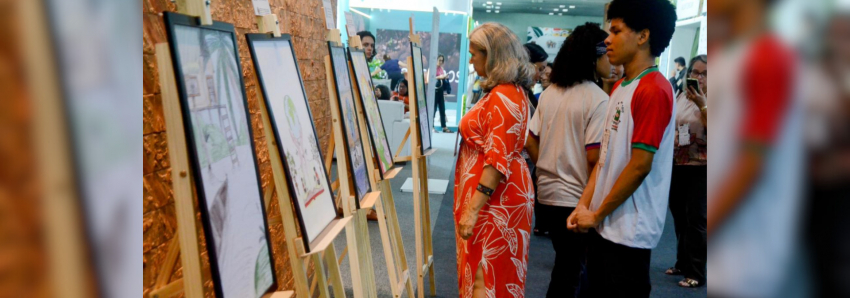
top-left (690, 70), bottom-right (707, 78)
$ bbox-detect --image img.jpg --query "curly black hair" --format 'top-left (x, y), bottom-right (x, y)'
top-left (549, 22), bottom-right (609, 88)
top-left (607, 0), bottom-right (677, 57)
top-left (375, 84), bottom-right (391, 100)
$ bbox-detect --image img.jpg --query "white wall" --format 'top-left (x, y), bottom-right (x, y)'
top-left (661, 23), bottom-right (698, 78)
top-left (473, 12), bottom-right (602, 41)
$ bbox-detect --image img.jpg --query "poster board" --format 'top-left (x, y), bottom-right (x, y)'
top-left (246, 33), bottom-right (341, 253)
top-left (326, 43), bottom-right (372, 206)
top-left (526, 27), bottom-right (571, 63)
top-left (348, 48), bottom-right (395, 177)
top-left (409, 44), bottom-right (432, 153)
top-left (162, 12), bottom-right (276, 298)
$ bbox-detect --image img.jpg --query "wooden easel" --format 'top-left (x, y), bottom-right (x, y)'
top-left (324, 29), bottom-right (382, 298)
top-left (403, 18), bottom-right (437, 298)
top-left (147, 7), bottom-right (298, 298)
top-left (346, 33), bottom-right (416, 298)
top-left (254, 12), bottom-right (356, 298)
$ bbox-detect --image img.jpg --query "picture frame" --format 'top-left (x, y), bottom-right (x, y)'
top-left (163, 12), bottom-right (276, 298)
top-left (246, 33), bottom-right (342, 253)
top-left (347, 48), bottom-right (394, 179)
top-left (409, 44), bottom-right (432, 153)
top-left (327, 42), bottom-right (372, 207)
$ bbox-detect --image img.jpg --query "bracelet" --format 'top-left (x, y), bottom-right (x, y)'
top-left (476, 184), bottom-right (495, 197)
top-left (700, 105), bottom-right (707, 112)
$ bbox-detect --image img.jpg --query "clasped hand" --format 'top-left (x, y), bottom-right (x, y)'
top-left (566, 205), bottom-right (600, 233)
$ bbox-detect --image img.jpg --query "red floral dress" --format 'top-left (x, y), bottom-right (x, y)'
top-left (455, 84), bottom-right (534, 298)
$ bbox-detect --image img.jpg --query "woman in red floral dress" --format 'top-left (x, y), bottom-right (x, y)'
top-left (455, 23), bottom-right (536, 298)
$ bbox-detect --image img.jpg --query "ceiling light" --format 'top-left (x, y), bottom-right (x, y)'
top-left (486, 9), bottom-right (491, 12)
top-left (569, 5), bottom-right (575, 8)
top-left (496, 2), bottom-right (502, 5)
top-left (562, 8), bottom-right (568, 11)
top-left (549, 12), bottom-right (554, 15)
top-left (553, 8), bottom-right (558, 11)
top-left (496, 6), bottom-right (500, 9)
top-left (482, 3), bottom-right (486, 6)
top-left (559, 4), bottom-right (565, 7)
top-left (495, 10), bottom-right (500, 13)
top-left (558, 13), bottom-right (562, 15)
top-left (486, 1), bottom-right (492, 4)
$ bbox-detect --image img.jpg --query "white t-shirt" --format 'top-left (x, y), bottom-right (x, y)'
top-left (591, 69), bottom-right (675, 249)
top-left (528, 82), bottom-right (608, 207)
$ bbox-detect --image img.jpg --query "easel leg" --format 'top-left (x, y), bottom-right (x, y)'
top-left (420, 159), bottom-right (436, 295)
top-left (382, 179), bottom-right (415, 298)
top-left (325, 242), bottom-right (346, 298)
top-left (375, 197), bottom-right (401, 297)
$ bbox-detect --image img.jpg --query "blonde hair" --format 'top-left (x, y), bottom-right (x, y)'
top-left (469, 23), bottom-right (536, 91)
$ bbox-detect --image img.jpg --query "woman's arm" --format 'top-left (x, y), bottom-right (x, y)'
top-left (371, 66), bottom-right (383, 77)
top-left (458, 165), bottom-right (503, 240)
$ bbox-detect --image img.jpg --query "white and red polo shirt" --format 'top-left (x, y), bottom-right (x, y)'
top-left (589, 67), bottom-right (675, 249)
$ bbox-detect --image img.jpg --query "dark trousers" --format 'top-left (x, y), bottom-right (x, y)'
top-left (435, 90), bottom-right (447, 128)
top-left (542, 205), bottom-right (586, 298)
top-left (669, 165), bottom-right (707, 282)
top-left (585, 230), bottom-right (651, 298)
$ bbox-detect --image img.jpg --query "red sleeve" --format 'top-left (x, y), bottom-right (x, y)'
top-left (741, 36), bottom-right (795, 144)
top-left (631, 73), bottom-right (674, 153)
top-left (483, 85), bottom-right (527, 179)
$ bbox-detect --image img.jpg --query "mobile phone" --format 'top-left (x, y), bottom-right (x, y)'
top-left (686, 78), bottom-right (700, 92)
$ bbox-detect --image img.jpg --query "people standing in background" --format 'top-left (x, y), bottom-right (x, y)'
top-left (435, 54), bottom-right (450, 133)
top-left (455, 22), bottom-right (536, 298)
top-left (381, 54), bottom-right (407, 90)
top-left (524, 43), bottom-right (549, 108)
top-left (666, 54), bottom-right (707, 288)
top-left (391, 79), bottom-right (410, 113)
top-left (669, 56), bottom-right (687, 93)
top-left (537, 62), bottom-right (553, 101)
top-left (357, 31), bottom-right (386, 80)
top-left (524, 22), bottom-right (610, 298)
top-left (568, 0), bottom-right (677, 297)
top-left (594, 42), bottom-right (624, 94)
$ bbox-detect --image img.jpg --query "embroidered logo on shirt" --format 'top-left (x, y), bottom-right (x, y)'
top-left (611, 101), bottom-right (623, 131)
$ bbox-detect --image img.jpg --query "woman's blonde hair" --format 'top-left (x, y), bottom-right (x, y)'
top-left (469, 23), bottom-right (536, 91)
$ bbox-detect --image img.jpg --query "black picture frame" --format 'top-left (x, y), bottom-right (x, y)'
top-left (347, 48), bottom-right (395, 179)
top-left (326, 42), bottom-right (372, 207)
top-left (245, 33), bottom-right (342, 253)
top-left (163, 12), bottom-right (277, 298)
top-left (409, 43), bottom-right (432, 153)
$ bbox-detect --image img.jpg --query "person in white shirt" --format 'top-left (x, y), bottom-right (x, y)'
top-left (568, 0), bottom-right (677, 296)
top-left (524, 22), bottom-right (611, 298)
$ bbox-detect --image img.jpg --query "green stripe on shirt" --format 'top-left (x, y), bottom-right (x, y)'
top-left (632, 142), bottom-right (658, 153)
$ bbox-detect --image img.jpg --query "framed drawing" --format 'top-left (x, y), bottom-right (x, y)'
top-left (348, 48), bottom-right (394, 178)
top-left (327, 43), bottom-right (372, 206)
top-left (409, 44), bottom-right (432, 153)
top-left (246, 33), bottom-right (340, 253)
top-left (163, 12), bottom-right (276, 298)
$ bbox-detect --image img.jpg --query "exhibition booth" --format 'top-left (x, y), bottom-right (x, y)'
top-left (138, 0), bottom-right (708, 297)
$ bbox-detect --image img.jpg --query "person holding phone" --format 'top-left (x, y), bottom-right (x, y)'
top-left (665, 54), bottom-right (707, 288)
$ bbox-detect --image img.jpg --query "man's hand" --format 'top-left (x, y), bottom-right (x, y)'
top-left (575, 206), bottom-right (601, 232)
top-left (567, 205), bottom-right (594, 233)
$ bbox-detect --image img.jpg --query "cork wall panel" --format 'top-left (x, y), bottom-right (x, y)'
top-left (142, 0), bottom-right (337, 296)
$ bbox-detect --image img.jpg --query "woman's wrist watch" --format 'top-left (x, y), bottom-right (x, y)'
top-left (476, 184), bottom-right (495, 197)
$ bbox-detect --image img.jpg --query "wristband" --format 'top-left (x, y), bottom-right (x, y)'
top-left (476, 184), bottom-right (495, 197)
